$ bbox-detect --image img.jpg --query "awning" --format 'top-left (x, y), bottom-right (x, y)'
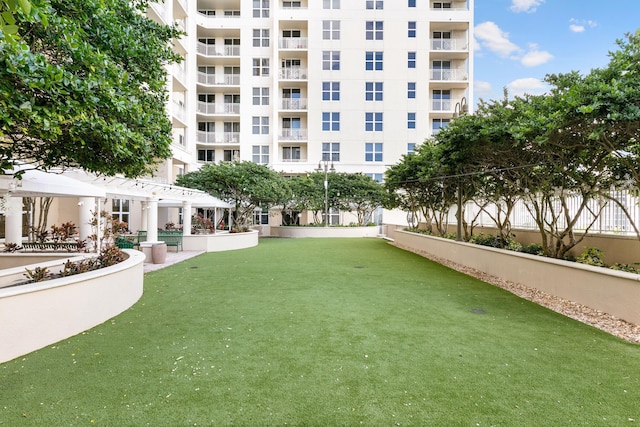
top-left (158, 197), bottom-right (232, 209)
top-left (0, 169), bottom-right (106, 198)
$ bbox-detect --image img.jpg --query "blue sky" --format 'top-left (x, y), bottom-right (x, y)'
top-left (473, 0), bottom-right (640, 106)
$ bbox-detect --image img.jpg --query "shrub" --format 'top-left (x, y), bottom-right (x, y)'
top-left (576, 247), bottom-right (606, 267)
top-left (24, 266), bottom-right (50, 283)
top-left (520, 243), bottom-right (544, 256)
top-left (610, 263), bottom-right (640, 274)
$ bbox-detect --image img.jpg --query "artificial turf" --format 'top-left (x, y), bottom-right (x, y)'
top-left (1, 238), bottom-right (639, 426)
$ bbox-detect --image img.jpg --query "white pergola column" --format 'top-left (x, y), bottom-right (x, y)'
top-left (182, 201), bottom-right (192, 236)
top-left (78, 197), bottom-right (95, 242)
top-left (140, 201), bottom-right (148, 231)
top-left (4, 195), bottom-right (23, 245)
top-left (146, 197), bottom-right (159, 243)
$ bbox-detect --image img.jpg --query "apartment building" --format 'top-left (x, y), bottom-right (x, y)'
top-left (147, 0), bottom-right (473, 221)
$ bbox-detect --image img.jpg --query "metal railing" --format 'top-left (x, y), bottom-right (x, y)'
top-left (279, 37), bottom-right (308, 49)
top-left (197, 102), bottom-right (240, 115)
top-left (280, 98), bottom-right (308, 110)
top-left (279, 129), bottom-right (308, 140)
top-left (196, 43), bottom-right (240, 57)
top-left (196, 131), bottom-right (240, 145)
top-left (197, 73), bottom-right (240, 86)
top-left (430, 69), bottom-right (468, 81)
top-left (279, 68), bottom-right (308, 80)
top-left (431, 38), bottom-right (468, 51)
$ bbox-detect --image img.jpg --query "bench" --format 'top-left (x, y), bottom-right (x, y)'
top-left (134, 230), bottom-right (183, 252)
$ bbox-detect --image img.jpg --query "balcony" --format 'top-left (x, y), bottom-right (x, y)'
top-left (171, 100), bottom-right (185, 122)
top-left (197, 43), bottom-right (240, 57)
top-left (431, 38), bottom-right (468, 51)
top-left (281, 157), bottom-right (308, 163)
top-left (279, 68), bottom-right (308, 80)
top-left (431, 99), bottom-right (452, 111)
top-left (279, 37), bottom-right (308, 49)
top-left (279, 129), bottom-right (308, 141)
top-left (196, 131), bottom-right (240, 145)
top-left (430, 69), bottom-right (468, 81)
top-left (197, 102), bottom-right (240, 115)
top-left (197, 72), bottom-right (240, 86)
top-left (430, 1), bottom-right (469, 11)
top-left (280, 98), bottom-right (308, 111)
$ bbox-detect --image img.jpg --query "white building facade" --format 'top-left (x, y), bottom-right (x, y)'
top-left (148, 0), bottom-right (474, 224)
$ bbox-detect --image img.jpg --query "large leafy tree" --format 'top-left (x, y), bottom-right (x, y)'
top-left (0, 0), bottom-right (182, 177)
top-left (329, 173), bottom-right (386, 226)
top-left (176, 162), bottom-right (287, 230)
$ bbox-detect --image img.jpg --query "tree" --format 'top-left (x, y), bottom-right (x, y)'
top-left (0, 0), bottom-right (182, 177)
top-left (329, 173), bottom-right (386, 226)
top-left (176, 162), bottom-right (287, 230)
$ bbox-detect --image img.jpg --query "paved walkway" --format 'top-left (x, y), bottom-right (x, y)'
top-left (143, 250), bottom-right (205, 274)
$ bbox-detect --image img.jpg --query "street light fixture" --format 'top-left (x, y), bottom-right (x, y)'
top-left (316, 159), bottom-right (335, 227)
top-left (453, 96), bottom-right (468, 118)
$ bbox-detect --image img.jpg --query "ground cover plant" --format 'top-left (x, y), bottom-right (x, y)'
top-left (1, 238), bottom-right (639, 425)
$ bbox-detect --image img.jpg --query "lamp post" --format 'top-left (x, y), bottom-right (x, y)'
top-left (316, 160), bottom-right (335, 227)
top-left (453, 96), bottom-right (468, 241)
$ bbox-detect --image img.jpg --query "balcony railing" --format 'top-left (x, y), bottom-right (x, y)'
top-left (431, 99), bottom-right (452, 111)
top-left (279, 37), bottom-right (308, 49)
top-left (430, 69), bottom-right (468, 81)
top-left (431, 38), bottom-right (468, 51)
top-left (171, 100), bottom-right (185, 121)
top-left (197, 43), bottom-right (240, 57)
top-left (279, 129), bottom-right (308, 140)
top-left (196, 131), bottom-right (240, 145)
top-left (280, 98), bottom-right (308, 110)
top-left (197, 102), bottom-right (240, 115)
top-left (197, 72), bottom-right (240, 86)
top-left (197, 10), bottom-right (241, 18)
top-left (279, 68), bottom-right (308, 80)
top-left (281, 157), bottom-right (308, 163)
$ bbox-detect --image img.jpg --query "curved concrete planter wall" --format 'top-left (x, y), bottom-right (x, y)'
top-left (271, 226), bottom-right (381, 238)
top-left (0, 249), bottom-right (145, 363)
top-left (182, 229), bottom-right (259, 252)
top-left (392, 230), bottom-right (640, 325)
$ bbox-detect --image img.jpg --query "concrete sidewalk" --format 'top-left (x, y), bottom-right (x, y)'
top-left (143, 250), bottom-right (205, 274)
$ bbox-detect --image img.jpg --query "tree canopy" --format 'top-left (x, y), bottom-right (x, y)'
top-left (0, 0), bottom-right (182, 177)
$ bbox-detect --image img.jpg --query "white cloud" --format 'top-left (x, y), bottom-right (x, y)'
top-left (507, 78), bottom-right (548, 97)
top-left (510, 0), bottom-right (544, 13)
top-left (474, 80), bottom-right (492, 99)
top-left (520, 43), bottom-right (553, 67)
top-left (570, 24), bottom-right (586, 33)
top-left (569, 18), bottom-right (597, 33)
top-left (474, 21), bottom-right (520, 58)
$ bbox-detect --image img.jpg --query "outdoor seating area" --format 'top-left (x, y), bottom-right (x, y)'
top-left (115, 230), bottom-right (183, 252)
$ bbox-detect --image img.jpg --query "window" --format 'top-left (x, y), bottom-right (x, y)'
top-left (253, 58), bottom-right (270, 76)
top-left (366, 21), bottom-right (383, 40)
top-left (198, 149), bottom-right (215, 163)
top-left (432, 118), bottom-right (450, 134)
top-left (322, 142), bottom-right (340, 161)
top-left (223, 94), bottom-right (240, 113)
top-left (432, 60), bottom-right (451, 80)
top-left (366, 1), bottom-right (383, 9)
top-left (253, 29), bottom-right (270, 47)
top-left (223, 149), bottom-right (240, 162)
top-left (432, 89), bottom-right (451, 110)
top-left (433, 31), bottom-right (452, 50)
top-left (254, 207), bottom-right (270, 225)
top-left (322, 51), bottom-right (340, 70)
top-left (198, 9), bottom-right (216, 16)
top-left (252, 146), bottom-right (269, 164)
top-left (407, 143), bottom-right (416, 154)
top-left (365, 51), bottom-right (383, 70)
top-left (283, 1), bottom-right (302, 7)
top-left (322, 81), bottom-right (340, 101)
top-left (365, 82), bottom-right (383, 101)
top-left (408, 21), bottom-right (416, 38)
top-left (365, 143), bottom-right (383, 162)
top-left (322, 20), bottom-right (340, 40)
top-left (283, 146), bottom-right (301, 161)
top-left (111, 199), bottom-right (130, 225)
top-left (223, 10), bottom-right (240, 16)
top-left (408, 51), bottom-right (416, 68)
top-left (366, 173), bottom-right (384, 183)
top-left (408, 82), bottom-right (416, 98)
top-left (283, 88), bottom-right (301, 109)
top-left (253, 0), bottom-right (269, 17)
top-left (252, 117), bottom-right (269, 134)
top-left (198, 121), bottom-right (215, 132)
top-left (365, 112), bottom-right (383, 131)
top-left (408, 112), bottom-right (416, 129)
top-left (433, 2), bottom-right (452, 9)
top-left (322, 112), bottom-right (340, 131)
top-left (252, 87), bottom-right (269, 105)
top-left (409, 0), bottom-right (416, 6)
top-left (282, 29), bottom-right (301, 38)
top-left (323, 0), bottom-right (340, 8)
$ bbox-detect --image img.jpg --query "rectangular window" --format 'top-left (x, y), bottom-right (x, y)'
top-left (432, 118), bottom-right (450, 134)
top-left (365, 112), bottom-right (383, 131)
top-left (365, 143), bottom-right (383, 162)
top-left (252, 0), bottom-right (269, 17)
top-left (322, 20), bottom-right (340, 40)
top-left (433, 2), bottom-right (452, 8)
top-left (408, 51), bottom-right (416, 68)
top-left (252, 58), bottom-right (270, 76)
top-left (322, 142), bottom-right (340, 161)
top-left (408, 112), bottom-right (416, 129)
top-left (198, 149), bottom-right (215, 163)
top-left (407, 143), bottom-right (416, 154)
top-left (198, 121), bottom-right (215, 132)
top-left (322, 112), bottom-right (340, 131)
top-left (252, 87), bottom-right (269, 105)
top-left (282, 146), bottom-right (301, 161)
top-left (365, 82), bottom-right (383, 101)
top-left (254, 207), bottom-right (270, 225)
top-left (408, 82), bottom-right (416, 99)
top-left (409, 0), bottom-right (416, 6)
top-left (432, 89), bottom-right (451, 110)
top-left (223, 149), bottom-right (240, 162)
top-left (322, 51), bottom-right (340, 70)
top-left (408, 21), bottom-right (416, 38)
top-left (252, 145), bottom-right (269, 164)
top-left (253, 29), bottom-right (270, 47)
top-left (252, 117), bottom-right (269, 135)
top-left (365, 21), bottom-right (383, 40)
top-left (111, 199), bottom-right (130, 225)
top-left (322, 81), bottom-right (340, 101)
top-left (432, 60), bottom-right (451, 80)
top-left (365, 51), bottom-right (383, 70)
top-left (323, 0), bottom-right (340, 8)
top-left (366, 0), bottom-right (383, 9)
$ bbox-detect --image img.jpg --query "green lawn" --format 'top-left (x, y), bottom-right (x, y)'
top-left (1, 238), bottom-right (639, 426)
